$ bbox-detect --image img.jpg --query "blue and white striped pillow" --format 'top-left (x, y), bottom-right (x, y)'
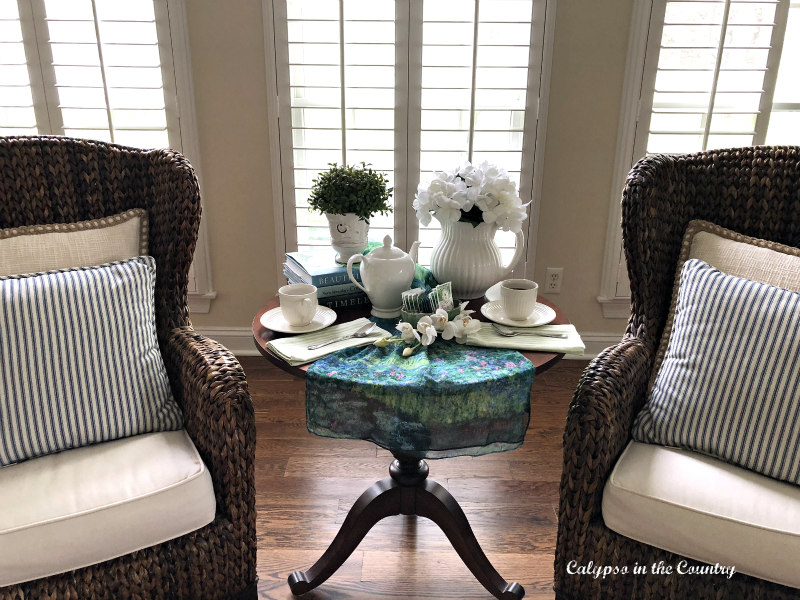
top-left (633, 259), bottom-right (800, 484)
top-left (0, 256), bottom-right (183, 466)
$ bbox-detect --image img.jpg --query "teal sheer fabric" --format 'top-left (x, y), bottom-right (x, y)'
top-left (306, 337), bottom-right (535, 459)
top-left (412, 263), bottom-right (440, 294)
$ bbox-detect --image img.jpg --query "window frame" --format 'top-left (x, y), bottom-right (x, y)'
top-left (263, 0), bottom-right (556, 281)
top-left (163, 0), bottom-right (216, 312)
top-left (598, 0), bottom-right (654, 318)
top-left (7, 0), bottom-right (215, 311)
top-left (599, 0), bottom-right (796, 318)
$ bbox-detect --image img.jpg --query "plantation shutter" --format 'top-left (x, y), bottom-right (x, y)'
top-left (765, 0), bottom-right (800, 143)
top-left (276, 0), bottom-right (398, 253)
top-left (636, 0), bottom-right (799, 157)
top-left (2, 0), bottom-right (179, 149)
top-left (414, 0), bottom-right (542, 265)
top-left (0, 0), bottom-right (215, 308)
top-left (273, 0), bottom-right (549, 265)
top-left (603, 0), bottom-right (800, 310)
top-left (0, 0), bottom-right (37, 134)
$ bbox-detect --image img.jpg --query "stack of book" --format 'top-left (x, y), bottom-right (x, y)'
top-left (283, 246), bottom-right (372, 310)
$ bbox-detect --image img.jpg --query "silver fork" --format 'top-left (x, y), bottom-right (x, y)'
top-left (491, 322), bottom-right (568, 339)
top-left (307, 322), bottom-right (377, 350)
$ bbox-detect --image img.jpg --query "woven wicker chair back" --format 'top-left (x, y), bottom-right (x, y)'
top-left (0, 135), bottom-right (201, 336)
top-left (556, 146), bottom-right (800, 600)
top-left (622, 146), bottom-right (800, 353)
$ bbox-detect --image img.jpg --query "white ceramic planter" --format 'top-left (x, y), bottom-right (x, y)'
top-left (325, 212), bottom-right (369, 263)
top-left (430, 220), bottom-right (525, 299)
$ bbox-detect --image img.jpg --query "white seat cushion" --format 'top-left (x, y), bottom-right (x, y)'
top-left (0, 430), bottom-right (215, 586)
top-left (603, 441), bottom-right (800, 589)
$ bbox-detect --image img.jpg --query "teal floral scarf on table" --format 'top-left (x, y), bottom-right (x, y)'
top-left (306, 338), bottom-right (535, 459)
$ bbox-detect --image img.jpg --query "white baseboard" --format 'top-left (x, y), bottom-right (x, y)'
top-left (193, 326), bottom-right (623, 361)
top-left (575, 332), bottom-right (623, 361)
top-left (194, 326), bottom-right (261, 356)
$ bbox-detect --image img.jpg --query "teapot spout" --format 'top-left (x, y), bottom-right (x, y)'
top-left (409, 240), bottom-right (421, 264)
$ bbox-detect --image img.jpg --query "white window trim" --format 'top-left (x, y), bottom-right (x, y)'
top-left (18, 0), bottom-right (59, 132)
top-left (165, 0), bottom-right (216, 313)
top-left (525, 0), bottom-right (555, 276)
top-left (261, 0), bottom-right (556, 282)
top-left (598, 0), bottom-right (654, 319)
top-left (263, 0), bottom-right (289, 288)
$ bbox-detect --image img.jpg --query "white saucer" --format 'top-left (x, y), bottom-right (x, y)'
top-left (480, 301), bottom-right (556, 328)
top-left (260, 305), bottom-right (337, 334)
top-left (485, 282), bottom-right (503, 303)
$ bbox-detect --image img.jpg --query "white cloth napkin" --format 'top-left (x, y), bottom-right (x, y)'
top-left (266, 317), bottom-right (390, 366)
top-left (466, 322), bottom-right (585, 355)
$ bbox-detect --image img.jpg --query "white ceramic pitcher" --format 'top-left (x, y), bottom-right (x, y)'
top-left (430, 221), bottom-right (525, 300)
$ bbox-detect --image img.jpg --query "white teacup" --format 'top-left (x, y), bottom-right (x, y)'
top-left (279, 283), bottom-right (318, 326)
top-left (500, 279), bottom-right (538, 321)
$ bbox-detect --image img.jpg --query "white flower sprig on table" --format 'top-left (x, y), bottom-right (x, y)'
top-left (412, 161), bottom-right (529, 233)
top-left (374, 303), bottom-right (481, 357)
top-left (442, 305), bottom-right (481, 343)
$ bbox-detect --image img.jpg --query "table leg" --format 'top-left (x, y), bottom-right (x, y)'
top-left (288, 454), bottom-right (524, 600)
top-left (414, 478), bottom-right (524, 600)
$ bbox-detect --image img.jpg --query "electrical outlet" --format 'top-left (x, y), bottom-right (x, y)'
top-left (545, 267), bottom-right (563, 293)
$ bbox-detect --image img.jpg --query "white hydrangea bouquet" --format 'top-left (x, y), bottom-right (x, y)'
top-left (374, 302), bottom-right (481, 357)
top-left (413, 160), bottom-right (529, 232)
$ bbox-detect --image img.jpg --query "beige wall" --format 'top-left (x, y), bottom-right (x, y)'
top-left (186, 1), bottom-right (277, 330)
top-left (187, 0), bottom-right (633, 340)
top-left (533, 0), bottom-right (631, 337)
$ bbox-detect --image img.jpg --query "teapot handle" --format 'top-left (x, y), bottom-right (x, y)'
top-left (501, 230), bottom-right (526, 279)
top-left (346, 255), bottom-right (368, 293)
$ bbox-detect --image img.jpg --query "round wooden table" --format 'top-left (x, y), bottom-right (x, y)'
top-left (252, 295), bottom-right (568, 377)
top-left (251, 294), bottom-right (568, 600)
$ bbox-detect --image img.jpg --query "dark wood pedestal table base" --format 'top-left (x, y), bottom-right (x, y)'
top-left (253, 297), bottom-right (567, 599)
top-left (288, 454), bottom-right (524, 600)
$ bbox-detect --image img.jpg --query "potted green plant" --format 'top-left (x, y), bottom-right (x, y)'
top-left (309, 162), bottom-right (392, 262)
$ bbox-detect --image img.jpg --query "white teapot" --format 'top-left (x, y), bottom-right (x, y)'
top-left (347, 235), bottom-right (420, 318)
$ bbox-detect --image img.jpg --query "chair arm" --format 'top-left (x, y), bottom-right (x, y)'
top-left (161, 327), bottom-right (256, 527)
top-left (558, 335), bottom-right (653, 527)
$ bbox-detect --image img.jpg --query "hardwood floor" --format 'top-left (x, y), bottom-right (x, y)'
top-left (241, 356), bottom-right (589, 600)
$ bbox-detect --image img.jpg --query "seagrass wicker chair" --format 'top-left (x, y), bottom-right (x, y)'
top-left (554, 145), bottom-right (800, 599)
top-left (0, 136), bottom-right (257, 600)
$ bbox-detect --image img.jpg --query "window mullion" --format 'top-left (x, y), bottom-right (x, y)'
top-left (338, 0), bottom-right (346, 165)
top-left (467, 0), bottom-right (480, 162)
top-left (393, 0), bottom-right (410, 249)
top-left (88, 0), bottom-right (114, 142)
top-left (702, 0), bottom-right (732, 150)
top-left (18, 0), bottom-right (60, 134)
top-left (405, 0), bottom-right (423, 246)
top-left (753, 0), bottom-right (791, 145)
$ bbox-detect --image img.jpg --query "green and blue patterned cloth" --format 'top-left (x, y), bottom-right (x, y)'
top-left (306, 333), bottom-right (535, 459)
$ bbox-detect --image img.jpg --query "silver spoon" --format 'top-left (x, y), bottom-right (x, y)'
top-left (491, 322), bottom-right (568, 339)
top-left (307, 322), bottom-right (377, 350)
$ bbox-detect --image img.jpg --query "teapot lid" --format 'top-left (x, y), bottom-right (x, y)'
top-left (368, 235), bottom-right (406, 259)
